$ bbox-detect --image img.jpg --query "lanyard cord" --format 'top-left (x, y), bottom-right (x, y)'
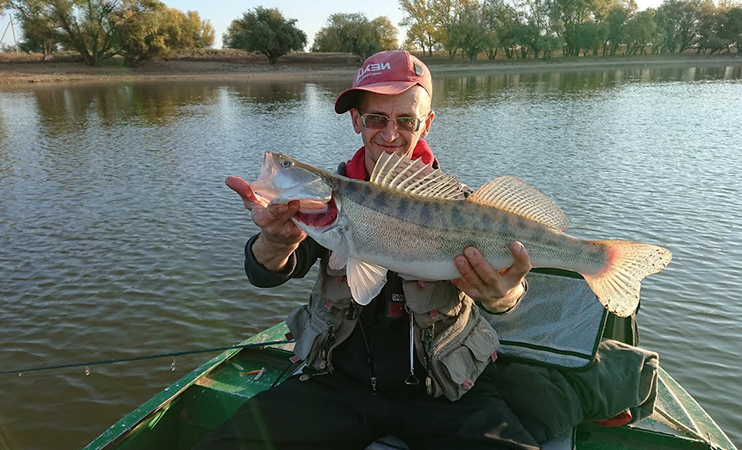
top-left (357, 318), bottom-right (378, 394)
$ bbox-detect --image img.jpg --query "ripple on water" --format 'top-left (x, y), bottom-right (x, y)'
top-left (1, 71), bottom-right (741, 449)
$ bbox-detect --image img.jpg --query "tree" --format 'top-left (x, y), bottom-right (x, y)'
top-left (311, 13), bottom-right (397, 59)
top-left (446, 2), bottom-right (495, 61)
top-left (696, 2), bottom-right (729, 54)
top-left (400, 0), bottom-right (445, 56)
top-left (223, 6), bottom-right (306, 64)
top-left (12, 0), bottom-right (58, 59)
top-left (575, 21), bottom-right (608, 55)
top-left (721, 7), bottom-right (742, 53)
top-left (604, 4), bottom-right (630, 55)
top-left (624, 9), bottom-right (657, 54)
top-left (110, 0), bottom-right (213, 67)
top-left (656, 0), bottom-right (703, 53)
top-left (11, 0), bottom-right (119, 66)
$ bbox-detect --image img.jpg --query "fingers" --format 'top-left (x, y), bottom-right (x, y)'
top-left (504, 242), bottom-right (532, 279)
top-left (452, 243), bottom-right (532, 303)
top-left (455, 247), bottom-right (502, 299)
top-left (255, 201), bottom-right (301, 232)
top-left (225, 176), bottom-right (268, 212)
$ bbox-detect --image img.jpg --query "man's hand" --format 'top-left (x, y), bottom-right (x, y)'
top-left (226, 176), bottom-right (306, 271)
top-left (451, 242), bottom-right (532, 313)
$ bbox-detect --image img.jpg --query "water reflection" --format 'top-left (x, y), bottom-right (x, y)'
top-left (1, 63), bottom-right (741, 450)
top-left (435, 65), bottom-right (742, 108)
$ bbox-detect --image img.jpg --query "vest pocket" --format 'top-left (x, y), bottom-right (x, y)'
top-left (286, 305), bottom-right (331, 366)
top-left (431, 313), bottom-right (499, 401)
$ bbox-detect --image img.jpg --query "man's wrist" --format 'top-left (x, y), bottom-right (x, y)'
top-left (479, 279), bottom-right (528, 314)
top-left (252, 234), bottom-right (297, 272)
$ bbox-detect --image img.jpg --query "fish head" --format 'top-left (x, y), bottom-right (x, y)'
top-left (251, 152), bottom-right (333, 214)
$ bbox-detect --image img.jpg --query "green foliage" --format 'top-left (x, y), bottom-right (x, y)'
top-left (311, 13), bottom-right (397, 59)
top-left (624, 9), bottom-right (657, 54)
top-left (400, 0), bottom-right (452, 56)
top-left (42, 0), bottom-right (119, 66)
top-left (696, 4), bottom-right (730, 53)
top-left (223, 6), bottom-right (306, 64)
top-left (446, 2), bottom-right (494, 61)
top-left (722, 7), bottom-right (742, 52)
top-left (656, 0), bottom-right (703, 52)
top-left (12, 0), bottom-right (58, 59)
top-left (112, 0), bottom-right (212, 67)
top-left (574, 21), bottom-right (608, 55)
top-left (604, 5), bottom-right (630, 55)
top-left (8, 0), bottom-right (214, 66)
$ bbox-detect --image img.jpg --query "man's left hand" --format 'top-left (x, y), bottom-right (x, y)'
top-left (451, 242), bottom-right (532, 313)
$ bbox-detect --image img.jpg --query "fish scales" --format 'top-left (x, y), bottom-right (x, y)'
top-left (339, 181), bottom-right (606, 279)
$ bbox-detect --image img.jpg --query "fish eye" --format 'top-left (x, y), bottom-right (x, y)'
top-left (281, 159), bottom-right (292, 168)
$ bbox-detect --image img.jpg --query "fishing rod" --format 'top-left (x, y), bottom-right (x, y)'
top-left (2, 340), bottom-right (292, 377)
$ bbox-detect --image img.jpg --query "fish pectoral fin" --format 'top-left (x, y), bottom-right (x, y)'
top-left (468, 176), bottom-right (570, 231)
top-left (369, 152), bottom-right (467, 200)
top-left (329, 246), bottom-right (349, 271)
top-left (346, 257), bottom-right (388, 306)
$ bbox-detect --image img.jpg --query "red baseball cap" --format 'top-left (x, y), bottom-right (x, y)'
top-left (334, 50), bottom-right (433, 114)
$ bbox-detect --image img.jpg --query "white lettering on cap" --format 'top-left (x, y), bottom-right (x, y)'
top-left (355, 62), bottom-right (392, 84)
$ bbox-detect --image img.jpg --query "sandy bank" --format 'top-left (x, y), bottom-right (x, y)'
top-left (1, 52), bottom-right (740, 86)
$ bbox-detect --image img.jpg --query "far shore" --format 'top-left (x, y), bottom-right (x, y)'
top-left (1, 51), bottom-right (740, 86)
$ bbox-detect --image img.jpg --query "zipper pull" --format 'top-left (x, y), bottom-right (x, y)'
top-left (370, 376), bottom-right (378, 394)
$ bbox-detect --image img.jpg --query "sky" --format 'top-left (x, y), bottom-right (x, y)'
top-left (1, 0), bottom-right (663, 50)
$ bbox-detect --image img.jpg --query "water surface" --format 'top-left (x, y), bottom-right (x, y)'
top-left (1, 63), bottom-right (741, 449)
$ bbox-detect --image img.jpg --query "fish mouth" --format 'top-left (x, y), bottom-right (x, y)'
top-left (294, 196), bottom-right (339, 228)
top-left (251, 153), bottom-right (333, 214)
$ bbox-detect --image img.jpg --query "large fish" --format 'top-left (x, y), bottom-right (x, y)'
top-left (246, 152), bottom-right (672, 317)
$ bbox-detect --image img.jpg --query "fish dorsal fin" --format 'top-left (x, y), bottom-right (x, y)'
top-left (369, 152), bottom-right (466, 200)
top-left (468, 176), bottom-right (569, 231)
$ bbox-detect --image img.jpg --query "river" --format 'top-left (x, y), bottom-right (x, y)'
top-left (1, 62), bottom-right (741, 449)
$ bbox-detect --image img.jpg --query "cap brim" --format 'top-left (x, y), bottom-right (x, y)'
top-left (334, 81), bottom-right (418, 114)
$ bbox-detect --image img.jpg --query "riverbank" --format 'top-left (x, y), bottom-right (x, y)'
top-left (1, 51), bottom-right (740, 85)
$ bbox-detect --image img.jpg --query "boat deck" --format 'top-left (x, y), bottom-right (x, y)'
top-left (84, 323), bottom-right (738, 450)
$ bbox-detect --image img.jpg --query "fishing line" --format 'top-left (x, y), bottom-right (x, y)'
top-left (2, 340), bottom-right (292, 377)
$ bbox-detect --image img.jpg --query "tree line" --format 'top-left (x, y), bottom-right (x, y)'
top-left (2, 0), bottom-right (740, 66)
top-left (398, 0), bottom-right (742, 60)
top-left (1, 0), bottom-right (214, 66)
top-left (222, 0), bottom-right (741, 63)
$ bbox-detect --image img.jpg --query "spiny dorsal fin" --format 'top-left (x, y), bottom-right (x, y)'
top-left (369, 152), bottom-right (466, 200)
top-left (468, 176), bottom-right (569, 231)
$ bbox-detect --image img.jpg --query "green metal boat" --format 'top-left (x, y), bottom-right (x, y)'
top-left (84, 320), bottom-right (738, 450)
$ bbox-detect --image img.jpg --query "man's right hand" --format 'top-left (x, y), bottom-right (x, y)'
top-left (226, 176), bottom-right (306, 272)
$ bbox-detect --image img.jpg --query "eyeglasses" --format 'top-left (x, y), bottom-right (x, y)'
top-left (359, 113), bottom-right (429, 132)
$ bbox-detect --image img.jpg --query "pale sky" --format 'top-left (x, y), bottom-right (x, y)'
top-left (1, 0), bottom-right (662, 50)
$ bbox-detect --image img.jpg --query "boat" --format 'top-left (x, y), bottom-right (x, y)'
top-left (83, 322), bottom-right (738, 450)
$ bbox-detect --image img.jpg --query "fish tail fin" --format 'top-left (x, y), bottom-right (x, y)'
top-left (582, 240), bottom-right (672, 318)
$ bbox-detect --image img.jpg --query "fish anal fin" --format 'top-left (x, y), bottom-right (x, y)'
top-left (468, 176), bottom-right (570, 231)
top-left (582, 240), bottom-right (672, 317)
top-left (346, 257), bottom-right (388, 305)
top-left (370, 152), bottom-right (466, 201)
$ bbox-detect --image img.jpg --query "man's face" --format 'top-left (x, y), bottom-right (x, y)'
top-left (349, 86), bottom-right (435, 175)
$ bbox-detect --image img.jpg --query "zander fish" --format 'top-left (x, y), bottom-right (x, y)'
top-left (245, 152), bottom-right (672, 317)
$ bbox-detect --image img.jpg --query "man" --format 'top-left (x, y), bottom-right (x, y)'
top-left (197, 51), bottom-right (539, 450)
